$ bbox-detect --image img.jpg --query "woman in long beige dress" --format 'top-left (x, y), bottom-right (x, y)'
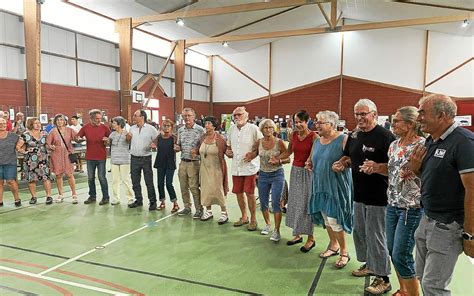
top-left (196, 116), bottom-right (229, 225)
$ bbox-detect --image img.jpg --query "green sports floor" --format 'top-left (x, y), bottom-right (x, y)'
top-left (1, 155), bottom-right (473, 295)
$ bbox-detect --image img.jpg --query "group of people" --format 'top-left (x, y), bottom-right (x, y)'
top-left (0, 93), bottom-right (472, 296)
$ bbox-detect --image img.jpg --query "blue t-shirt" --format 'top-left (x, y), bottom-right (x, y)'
top-left (420, 124), bottom-right (474, 224)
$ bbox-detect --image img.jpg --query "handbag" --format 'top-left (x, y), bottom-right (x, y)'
top-left (58, 129), bottom-right (77, 163)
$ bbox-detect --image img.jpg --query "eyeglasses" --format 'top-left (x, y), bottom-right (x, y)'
top-left (162, 124), bottom-right (171, 127)
top-left (391, 119), bottom-right (405, 124)
top-left (354, 112), bottom-right (373, 118)
top-left (315, 121), bottom-right (330, 125)
top-left (233, 113), bottom-right (244, 117)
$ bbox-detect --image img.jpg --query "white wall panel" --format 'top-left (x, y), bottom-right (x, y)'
top-left (0, 45), bottom-right (25, 79)
top-left (77, 34), bottom-right (118, 66)
top-left (132, 50), bottom-right (146, 72)
top-left (192, 85), bottom-right (208, 102)
top-left (41, 24), bottom-right (75, 57)
top-left (272, 33), bottom-right (341, 93)
top-left (185, 65), bottom-right (191, 82)
top-left (148, 55), bottom-right (173, 77)
top-left (41, 54), bottom-right (76, 86)
top-left (222, 44), bottom-right (269, 90)
top-left (426, 31), bottom-right (473, 97)
top-left (192, 68), bottom-right (209, 86)
top-left (184, 82), bottom-right (191, 100)
top-left (0, 11), bottom-right (23, 46)
top-left (213, 57), bottom-right (268, 102)
top-left (78, 61), bottom-right (118, 90)
top-left (160, 78), bottom-right (172, 97)
top-left (344, 28), bottom-right (425, 90)
top-left (426, 62), bottom-right (473, 97)
top-left (132, 71), bottom-right (143, 86)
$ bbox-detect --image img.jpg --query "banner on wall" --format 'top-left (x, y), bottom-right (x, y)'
top-left (455, 115), bottom-right (472, 127)
top-left (221, 114), bottom-right (233, 132)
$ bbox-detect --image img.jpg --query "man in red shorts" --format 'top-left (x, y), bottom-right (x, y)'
top-left (226, 107), bottom-right (263, 231)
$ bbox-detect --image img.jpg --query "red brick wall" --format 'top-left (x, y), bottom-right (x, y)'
top-left (1, 77), bottom-right (472, 131)
top-left (0, 78), bottom-right (26, 108)
top-left (185, 100), bottom-right (211, 118)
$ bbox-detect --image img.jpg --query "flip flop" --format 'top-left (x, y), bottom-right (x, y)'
top-left (335, 254), bottom-right (351, 269)
top-left (319, 248), bottom-right (340, 258)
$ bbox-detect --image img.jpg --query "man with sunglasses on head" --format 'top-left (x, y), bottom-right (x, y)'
top-left (333, 98), bottom-right (395, 295)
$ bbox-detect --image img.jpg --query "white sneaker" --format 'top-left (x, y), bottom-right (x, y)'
top-left (217, 212), bottom-right (228, 225)
top-left (261, 224), bottom-right (271, 235)
top-left (270, 230), bottom-right (281, 242)
top-left (200, 210), bottom-right (213, 221)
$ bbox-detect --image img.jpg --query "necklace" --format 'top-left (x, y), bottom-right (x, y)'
top-left (204, 133), bottom-right (216, 158)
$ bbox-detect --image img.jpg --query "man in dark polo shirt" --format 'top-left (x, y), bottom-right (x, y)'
top-left (334, 98), bottom-right (395, 295)
top-left (410, 94), bottom-right (474, 295)
top-left (76, 109), bottom-right (111, 205)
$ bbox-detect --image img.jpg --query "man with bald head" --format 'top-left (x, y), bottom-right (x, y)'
top-left (226, 106), bottom-right (263, 231)
top-left (410, 94), bottom-right (474, 295)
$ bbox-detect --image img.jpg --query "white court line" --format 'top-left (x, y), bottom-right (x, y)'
top-left (39, 212), bottom-right (175, 276)
top-left (0, 265), bottom-right (128, 295)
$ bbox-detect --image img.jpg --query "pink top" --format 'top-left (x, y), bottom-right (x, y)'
top-left (46, 127), bottom-right (76, 175)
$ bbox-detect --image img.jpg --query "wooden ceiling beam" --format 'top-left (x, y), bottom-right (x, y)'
top-left (393, 1), bottom-right (474, 12)
top-left (187, 12), bottom-right (473, 46)
top-left (330, 0), bottom-right (337, 28)
top-left (132, 0), bottom-right (330, 27)
top-left (317, 3), bottom-right (332, 28)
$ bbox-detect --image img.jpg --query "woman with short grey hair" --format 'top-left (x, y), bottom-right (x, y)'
top-left (308, 110), bottom-right (353, 268)
top-left (106, 116), bottom-right (134, 205)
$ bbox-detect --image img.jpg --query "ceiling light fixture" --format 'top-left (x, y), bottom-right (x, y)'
top-left (222, 41), bottom-right (229, 47)
top-left (176, 18), bottom-right (185, 26)
top-left (462, 19), bottom-right (470, 28)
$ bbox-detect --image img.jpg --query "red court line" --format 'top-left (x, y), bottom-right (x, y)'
top-left (0, 272), bottom-right (72, 295)
top-left (0, 258), bottom-right (145, 296)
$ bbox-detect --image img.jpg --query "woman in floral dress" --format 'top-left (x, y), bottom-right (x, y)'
top-left (17, 118), bottom-right (54, 205)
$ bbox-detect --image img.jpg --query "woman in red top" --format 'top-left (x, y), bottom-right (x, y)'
top-left (272, 110), bottom-right (318, 252)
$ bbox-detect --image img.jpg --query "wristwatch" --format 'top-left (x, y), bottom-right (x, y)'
top-left (461, 231), bottom-right (474, 241)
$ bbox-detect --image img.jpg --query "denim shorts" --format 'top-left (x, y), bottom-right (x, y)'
top-left (0, 164), bottom-right (17, 181)
top-left (386, 206), bottom-right (423, 279)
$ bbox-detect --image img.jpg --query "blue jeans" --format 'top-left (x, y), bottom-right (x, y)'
top-left (386, 206), bottom-right (423, 279)
top-left (257, 169), bottom-right (285, 213)
top-left (157, 168), bottom-right (177, 202)
top-left (86, 160), bottom-right (109, 199)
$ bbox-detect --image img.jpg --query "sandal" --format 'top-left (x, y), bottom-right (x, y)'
top-left (29, 197), bottom-right (37, 205)
top-left (319, 248), bottom-right (340, 258)
top-left (392, 289), bottom-right (409, 296)
top-left (54, 195), bottom-right (64, 203)
top-left (335, 254), bottom-right (351, 269)
top-left (72, 195), bottom-right (78, 204)
top-left (157, 201), bottom-right (165, 210)
top-left (171, 203), bottom-right (179, 213)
